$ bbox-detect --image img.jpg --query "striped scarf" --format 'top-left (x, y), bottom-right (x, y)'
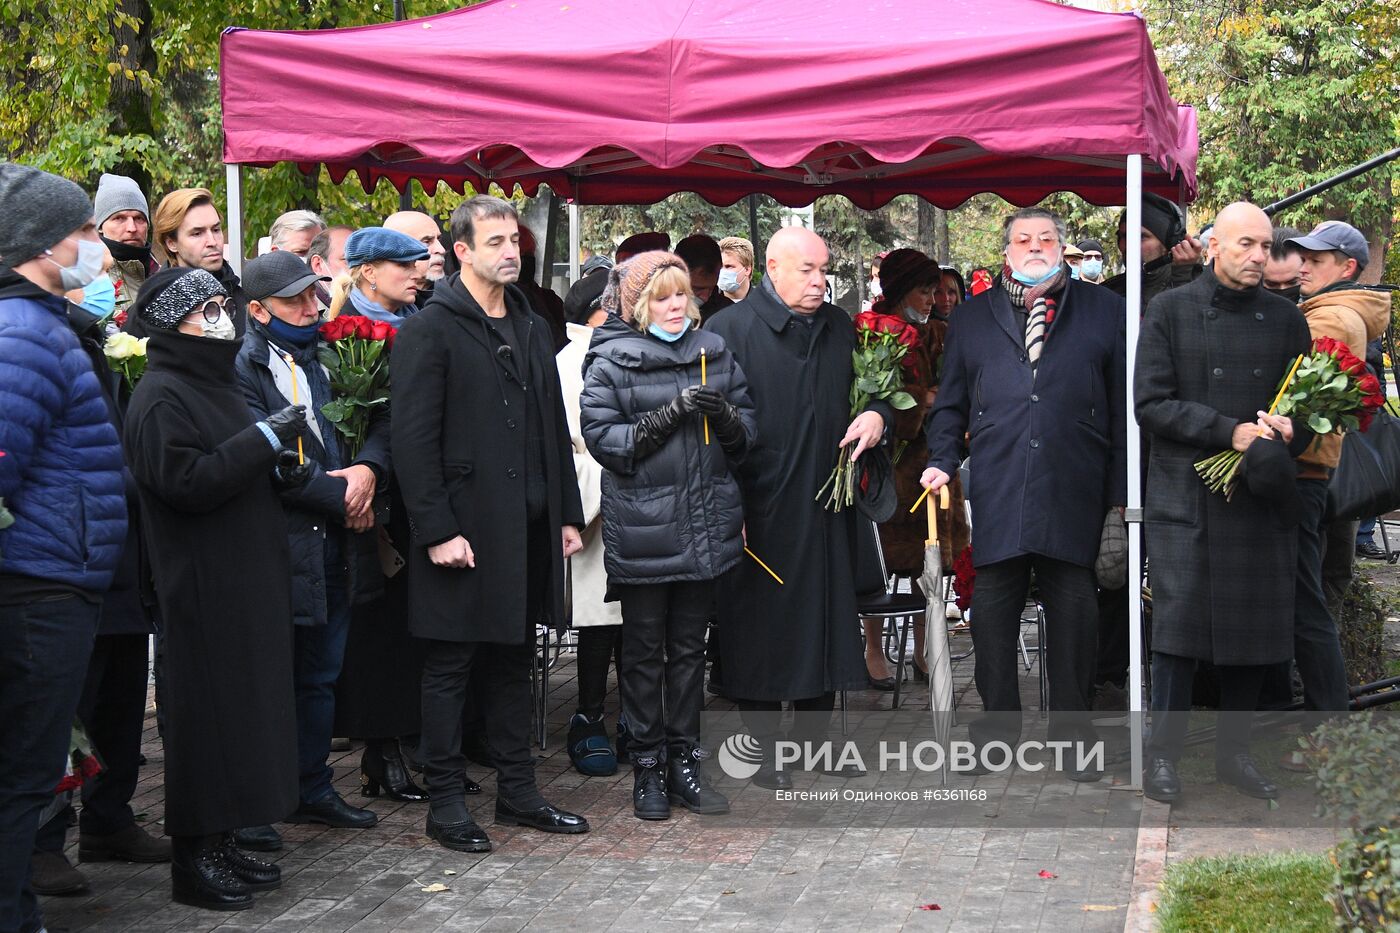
top-left (1001, 262), bottom-right (1068, 375)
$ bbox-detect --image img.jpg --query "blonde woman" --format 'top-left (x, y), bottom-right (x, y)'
top-left (327, 227), bottom-right (427, 325)
top-left (579, 252), bottom-right (757, 821)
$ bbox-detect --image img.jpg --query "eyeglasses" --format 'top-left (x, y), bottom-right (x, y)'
top-left (1010, 234), bottom-right (1060, 247)
top-left (193, 297), bottom-right (228, 323)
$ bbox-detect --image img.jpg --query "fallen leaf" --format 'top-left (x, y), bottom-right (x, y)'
top-left (420, 883), bottom-right (449, 893)
top-left (443, 870), bottom-right (457, 876)
top-left (1038, 870), bottom-right (1057, 879)
top-left (917, 903), bottom-right (942, 911)
top-left (721, 890), bottom-right (736, 896)
top-left (1081, 905), bottom-right (1120, 912)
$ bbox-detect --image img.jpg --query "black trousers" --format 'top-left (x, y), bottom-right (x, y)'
top-left (575, 625), bottom-right (621, 721)
top-left (1294, 480), bottom-right (1350, 712)
top-left (1147, 651), bottom-right (1266, 765)
top-left (737, 693), bottom-right (836, 757)
top-left (967, 554), bottom-right (1098, 747)
top-left (33, 632), bottom-right (150, 853)
top-left (1094, 584), bottom-right (1130, 688)
top-left (615, 581), bottom-right (711, 763)
top-left (420, 639), bottom-right (539, 809)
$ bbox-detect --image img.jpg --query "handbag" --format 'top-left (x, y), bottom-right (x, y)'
top-left (1325, 411), bottom-right (1400, 522)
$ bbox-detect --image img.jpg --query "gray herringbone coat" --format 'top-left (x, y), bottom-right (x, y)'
top-left (1134, 269), bottom-right (1312, 665)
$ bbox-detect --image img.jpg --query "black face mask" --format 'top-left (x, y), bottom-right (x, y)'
top-left (101, 234), bottom-right (152, 265)
top-left (1266, 284), bottom-right (1302, 304)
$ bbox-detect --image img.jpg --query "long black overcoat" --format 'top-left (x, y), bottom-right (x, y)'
top-left (705, 280), bottom-right (891, 701)
top-left (925, 279), bottom-right (1127, 569)
top-left (391, 276), bottom-right (585, 643)
top-left (1134, 268), bottom-right (1312, 665)
top-left (123, 330), bottom-right (297, 835)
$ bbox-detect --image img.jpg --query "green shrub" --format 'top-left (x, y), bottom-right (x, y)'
top-left (1336, 575), bottom-right (1388, 688)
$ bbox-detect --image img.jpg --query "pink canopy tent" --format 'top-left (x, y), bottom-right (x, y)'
top-left (220, 0), bottom-right (1197, 210)
top-left (220, 0), bottom-right (1199, 787)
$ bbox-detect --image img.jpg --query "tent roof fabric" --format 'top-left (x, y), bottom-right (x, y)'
top-left (220, 0), bottom-right (1197, 208)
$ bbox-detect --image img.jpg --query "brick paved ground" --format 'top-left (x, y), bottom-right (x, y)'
top-left (42, 624), bottom-right (1142, 932)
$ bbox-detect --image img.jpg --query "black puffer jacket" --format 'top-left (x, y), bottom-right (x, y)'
top-left (579, 317), bottom-right (757, 585)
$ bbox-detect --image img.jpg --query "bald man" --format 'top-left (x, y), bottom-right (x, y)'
top-left (705, 227), bottom-right (889, 790)
top-left (1134, 202), bottom-right (1314, 805)
top-left (384, 210), bottom-right (447, 292)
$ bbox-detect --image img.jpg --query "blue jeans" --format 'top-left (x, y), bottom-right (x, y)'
top-left (1357, 517), bottom-right (1377, 545)
top-left (295, 543), bottom-right (351, 804)
top-left (0, 593), bottom-right (99, 933)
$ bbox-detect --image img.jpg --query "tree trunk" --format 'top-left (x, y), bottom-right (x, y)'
top-left (916, 198), bottom-right (936, 256)
top-left (934, 207), bottom-right (950, 264)
top-left (106, 0), bottom-right (158, 194)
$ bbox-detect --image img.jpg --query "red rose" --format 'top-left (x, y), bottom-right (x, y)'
top-left (1358, 409), bottom-right (1375, 433)
top-left (854, 311), bottom-right (879, 333)
top-left (319, 318), bottom-right (349, 341)
top-left (114, 309), bottom-right (128, 330)
top-left (352, 316), bottom-right (374, 340)
top-left (1358, 373), bottom-right (1381, 397)
top-left (1313, 336), bottom-right (1344, 357)
top-left (369, 320), bottom-right (395, 343)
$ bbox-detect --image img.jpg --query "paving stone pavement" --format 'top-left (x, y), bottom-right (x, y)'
top-left (42, 626), bottom-right (1141, 932)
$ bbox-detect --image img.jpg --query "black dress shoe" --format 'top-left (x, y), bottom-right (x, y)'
top-left (220, 838), bottom-right (281, 891)
top-left (494, 799), bottom-right (590, 834)
top-left (867, 674), bottom-right (897, 692)
top-left (287, 791), bottom-right (379, 829)
top-left (426, 813), bottom-right (492, 853)
top-left (29, 851), bottom-right (89, 896)
top-left (171, 835), bottom-right (252, 911)
top-left (361, 741), bottom-right (430, 802)
top-left (1143, 757), bottom-right (1181, 803)
top-left (1066, 761), bottom-right (1104, 783)
top-left (1217, 754), bottom-right (1278, 799)
top-left (1356, 541), bottom-right (1388, 560)
top-left (230, 825), bottom-right (282, 852)
top-left (751, 763), bottom-right (793, 790)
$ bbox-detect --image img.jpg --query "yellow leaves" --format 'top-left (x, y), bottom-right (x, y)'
top-left (106, 62), bottom-right (120, 75)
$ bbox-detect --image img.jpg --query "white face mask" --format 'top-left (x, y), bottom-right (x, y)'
top-left (869, 278), bottom-right (883, 298)
top-left (903, 304), bottom-right (930, 325)
top-left (47, 237), bottom-right (106, 291)
top-left (717, 268), bottom-right (741, 294)
top-left (200, 309), bottom-right (237, 341)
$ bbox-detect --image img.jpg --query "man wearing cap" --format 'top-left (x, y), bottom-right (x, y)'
top-left (0, 163), bottom-right (127, 933)
top-left (562, 253), bottom-right (614, 324)
top-left (235, 252), bottom-right (389, 831)
top-left (95, 172), bottom-right (159, 319)
top-left (1282, 220), bottom-right (1391, 712)
top-left (1075, 239), bottom-right (1106, 284)
top-left (1103, 194), bottom-right (1201, 304)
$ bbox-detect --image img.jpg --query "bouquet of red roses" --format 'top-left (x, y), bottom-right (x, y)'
top-left (815, 311), bottom-right (919, 511)
top-left (317, 315), bottom-right (396, 459)
top-left (1195, 336), bottom-right (1386, 498)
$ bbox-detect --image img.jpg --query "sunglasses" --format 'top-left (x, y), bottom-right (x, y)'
top-left (192, 296), bottom-right (228, 323)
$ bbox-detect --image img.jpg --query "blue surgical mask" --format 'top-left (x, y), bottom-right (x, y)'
top-left (717, 268), bottom-right (741, 293)
top-left (266, 314), bottom-right (321, 347)
top-left (1080, 259), bottom-right (1103, 279)
top-left (47, 237), bottom-right (107, 291)
top-left (78, 273), bottom-right (117, 319)
top-left (1010, 264), bottom-right (1060, 286)
top-left (648, 319), bottom-right (691, 343)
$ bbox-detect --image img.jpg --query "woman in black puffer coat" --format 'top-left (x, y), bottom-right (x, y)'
top-left (579, 251), bottom-right (756, 822)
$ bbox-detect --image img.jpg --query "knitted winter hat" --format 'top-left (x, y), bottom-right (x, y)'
top-left (0, 163), bottom-right (93, 265)
top-left (131, 267), bottom-right (226, 331)
top-left (877, 248), bottom-right (940, 308)
top-left (94, 173), bottom-right (150, 228)
top-left (616, 250), bottom-right (689, 322)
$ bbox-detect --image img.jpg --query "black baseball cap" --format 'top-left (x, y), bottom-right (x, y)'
top-left (242, 250), bottom-right (330, 301)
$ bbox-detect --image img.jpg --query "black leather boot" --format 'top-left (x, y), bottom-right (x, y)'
top-left (361, 738), bottom-right (430, 802)
top-left (632, 760), bottom-right (671, 821)
top-left (220, 836), bottom-right (282, 891)
top-left (171, 835), bottom-right (252, 911)
top-left (667, 749), bottom-right (730, 815)
top-left (1143, 757), bottom-right (1181, 803)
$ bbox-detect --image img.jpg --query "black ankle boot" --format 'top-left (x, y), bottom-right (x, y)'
top-left (667, 749), bottom-right (730, 815)
top-left (361, 739), bottom-right (430, 802)
top-left (220, 837), bottom-right (282, 891)
top-left (171, 835), bottom-right (252, 911)
top-left (632, 760), bottom-right (671, 821)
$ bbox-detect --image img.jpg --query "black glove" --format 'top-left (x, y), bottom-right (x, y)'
top-left (696, 387), bottom-right (747, 454)
top-left (263, 404), bottom-right (308, 445)
top-left (633, 390), bottom-right (698, 459)
top-left (690, 386), bottom-right (727, 416)
top-left (273, 448), bottom-right (310, 487)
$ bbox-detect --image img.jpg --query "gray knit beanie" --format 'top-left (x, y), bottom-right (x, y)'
top-left (0, 163), bottom-right (94, 265)
top-left (94, 173), bottom-right (150, 229)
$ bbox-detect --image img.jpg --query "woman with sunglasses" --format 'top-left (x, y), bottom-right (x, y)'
top-left (123, 267), bottom-right (310, 912)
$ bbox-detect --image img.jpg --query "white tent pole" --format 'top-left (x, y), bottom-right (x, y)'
top-left (226, 163), bottom-right (245, 277)
top-left (1125, 153), bottom-right (1144, 790)
top-left (568, 201), bottom-right (581, 285)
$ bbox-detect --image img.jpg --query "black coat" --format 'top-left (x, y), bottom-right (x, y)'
top-left (579, 317), bottom-right (756, 585)
top-left (705, 279), bottom-right (892, 701)
top-left (926, 280), bottom-right (1128, 569)
top-left (391, 276), bottom-right (585, 643)
top-left (236, 321), bottom-right (393, 625)
top-left (1134, 268), bottom-right (1313, 665)
top-left (124, 330), bottom-right (297, 835)
top-left (66, 305), bottom-right (157, 636)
